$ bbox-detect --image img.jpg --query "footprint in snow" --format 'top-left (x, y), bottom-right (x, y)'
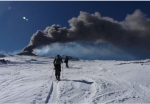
top-left (37, 93), bottom-right (42, 96)
top-left (36, 98), bottom-right (42, 100)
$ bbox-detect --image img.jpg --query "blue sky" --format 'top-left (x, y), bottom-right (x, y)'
top-left (1, 1), bottom-right (150, 60)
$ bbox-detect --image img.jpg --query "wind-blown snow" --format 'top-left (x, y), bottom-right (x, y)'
top-left (0, 55), bottom-right (150, 103)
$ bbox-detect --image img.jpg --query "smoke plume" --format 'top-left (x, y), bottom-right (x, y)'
top-left (34, 42), bottom-right (136, 60)
top-left (23, 9), bottom-right (150, 59)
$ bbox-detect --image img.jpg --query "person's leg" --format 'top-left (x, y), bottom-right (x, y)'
top-left (66, 62), bottom-right (69, 68)
top-left (57, 65), bottom-right (61, 80)
top-left (55, 65), bottom-right (59, 80)
top-left (58, 71), bottom-right (61, 80)
top-left (55, 70), bottom-right (57, 79)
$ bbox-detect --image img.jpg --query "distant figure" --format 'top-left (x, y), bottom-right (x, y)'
top-left (53, 55), bottom-right (63, 81)
top-left (64, 56), bottom-right (69, 68)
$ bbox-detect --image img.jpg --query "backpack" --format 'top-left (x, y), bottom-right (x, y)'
top-left (55, 56), bottom-right (62, 65)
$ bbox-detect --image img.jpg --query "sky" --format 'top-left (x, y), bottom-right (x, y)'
top-left (1, 1), bottom-right (150, 60)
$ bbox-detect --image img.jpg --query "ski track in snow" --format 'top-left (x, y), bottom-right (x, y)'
top-left (0, 56), bottom-right (150, 103)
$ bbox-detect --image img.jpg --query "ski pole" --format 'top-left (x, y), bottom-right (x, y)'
top-left (61, 65), bottom-right (63, 78)
top-left (51, 69), bottom-right (54, 79)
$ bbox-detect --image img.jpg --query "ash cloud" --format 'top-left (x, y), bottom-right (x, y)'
top-left (22, 9), bottom-right (150, 59)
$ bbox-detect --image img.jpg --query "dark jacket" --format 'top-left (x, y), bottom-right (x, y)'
top-left (53, 55), bottom-right (63, 65)
top-left (64, 56), bottom-right (69, 63)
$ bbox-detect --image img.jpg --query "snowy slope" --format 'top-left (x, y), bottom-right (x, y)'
top-left (0, 55), bottom-right (150, 103)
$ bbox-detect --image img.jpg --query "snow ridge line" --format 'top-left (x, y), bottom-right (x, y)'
top-left (45, 82), bottom-right (53, 103)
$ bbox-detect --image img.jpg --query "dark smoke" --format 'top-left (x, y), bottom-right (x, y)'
top-left (22, 9), bottom-right (150, 58)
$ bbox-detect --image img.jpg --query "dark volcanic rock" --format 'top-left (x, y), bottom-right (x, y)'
top-left (17, 51), bottom-right (37, 56)
top-left (62, 55), bottom-right (79, 61)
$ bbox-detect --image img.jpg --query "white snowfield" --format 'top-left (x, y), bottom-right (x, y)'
top-left (0, 55), bottom-right (150, 104)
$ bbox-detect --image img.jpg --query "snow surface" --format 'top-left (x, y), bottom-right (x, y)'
top-left (0, 55), bottom-right (150, 104)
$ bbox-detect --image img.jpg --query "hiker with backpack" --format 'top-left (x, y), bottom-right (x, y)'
top-left (53, 55), bottom-right (63, 81)
top-left (64, 56), bottom-right (69, 68)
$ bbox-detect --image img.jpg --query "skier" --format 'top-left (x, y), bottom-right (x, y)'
top-left (64, 56), bottom-right (69, 68)
top-left (53, 55), bottom-right (63, 81)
